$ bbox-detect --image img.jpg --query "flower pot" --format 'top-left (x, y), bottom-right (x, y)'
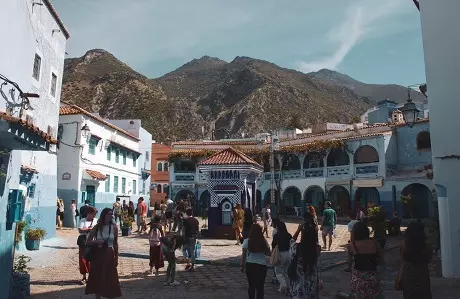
top-left (10, 272), bottom-right (31, 298)
top-left (121, 227), bottom-right (131, 236)
top-left (25, 239), bottom-right (40, 251)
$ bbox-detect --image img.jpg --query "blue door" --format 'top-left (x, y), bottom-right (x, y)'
top-left (86, 186), bottom-right (96, 206)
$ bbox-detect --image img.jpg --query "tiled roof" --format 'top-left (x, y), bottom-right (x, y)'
top-left (173, 140), bottom-right (258, 146)
top-left (0, 111), bottom-right (58, 144)
top-left (59, 104), bottom-right (140, 141)
top-left (21, 165), bottom-right (39, 174)
top-left (85, 169), bottom-right (107, 181)
top-left (43, 0), bottom-right (70, 39)
top-left (199, 147), bottom-right (262, 167)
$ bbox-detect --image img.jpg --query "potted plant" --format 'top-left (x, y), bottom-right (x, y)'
top-left (120, 211), bottom-right (133, 236)
top-left (24, 228), bottom-right (46, 250)
top-left (367, 206), bottom-right (387, 249)
top-left (10, 255), bottom-right (31, 298)
top-left (15, 221), bottom-right (27, 247)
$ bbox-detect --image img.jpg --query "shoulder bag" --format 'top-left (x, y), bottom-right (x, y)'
top-left (77, 219), bottom-right (94, 247)
top-left (270, 245), bottom-right (280, 265)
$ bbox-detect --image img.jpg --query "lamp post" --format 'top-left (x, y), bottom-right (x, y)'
top-left (401, 84), bottom-right (426, 128)
top-left (81, 123), bottom-right (91, 138)
top-left (268, 133), bottom-right (280, 214)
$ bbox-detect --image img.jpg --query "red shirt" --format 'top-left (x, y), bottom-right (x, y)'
top-left (138, 202), bottom-right (147, 216)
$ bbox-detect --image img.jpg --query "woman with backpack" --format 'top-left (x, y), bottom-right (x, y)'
top-left (289, 212), bottom-right (321, 299)
top-left (148, 215), bottom-right (165, 276)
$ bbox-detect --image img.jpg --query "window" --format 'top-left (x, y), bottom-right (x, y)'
top-left (50, 72), bottom-right (57, 97)
top-left (113, 176), bottom-right (119, 193)
top-left (157, 162), bottom-right (163, 172)
top-left (132, 180), bottom-right (137, 194)
top-left (142, 182), bottom-right (146, 195)
top-left (107, 147), bottom-right (111, 161)
top-left (115, 149), bottom-right (120, 163)
top-left (164, 162), bottom-right (168, 172)
top-left (122, 152), bottom-right (127, 165)
top-left (105, 175), bottom-right (111, 192)
top-left (145, 151), bottom-right (149, 161)
top-left (6, 189), bottom-right (24, 224)
top-left (133, 154), bottom-right (137, 167)
top-left (121, 177), bottom-right (126, 194)
top-left (156, 184), bottom-right (162, 193)
top-left (88, 137), bottom-right (98, 155)
top-left (32, 54), bottom-right (41, 81)
top-left (417, 131), bottom-right (431, 150)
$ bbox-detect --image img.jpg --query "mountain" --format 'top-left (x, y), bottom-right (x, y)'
top-left (308, 69), bottom-right (426, 104)
top-left (61, 50), bottom-right (420, 143)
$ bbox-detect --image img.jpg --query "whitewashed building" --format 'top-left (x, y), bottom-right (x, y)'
top-left (0, 0), bottom-right (69, 295)
top-left (57, 103), bottom-right (148, 223)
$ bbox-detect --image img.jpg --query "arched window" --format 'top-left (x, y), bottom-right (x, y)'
top-left (163, 162), bottom-right (169, 171)
top-left (417, 131), bottom-right (431, 150)
top-left (354, 145), bottom-right (379, 164)
top-left (156, 184), bottom-right (162, 193)
top-left (157, 162), bottom-right (163, 172)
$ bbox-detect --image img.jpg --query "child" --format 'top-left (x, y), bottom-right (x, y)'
top-left (148, 216), bottom-right (165, 276)
top-left (160, 233), bottom-right (184, 286)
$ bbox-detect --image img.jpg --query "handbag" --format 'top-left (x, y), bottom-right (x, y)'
top-left (270, 245), bottom-right (280, 265)
top-left (82, 245), bottom-right (95, 262)
top-left (77, 235), bottom-right (86, 247)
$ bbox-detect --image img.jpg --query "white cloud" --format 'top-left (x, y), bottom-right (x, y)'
top-left (297, 0), bottom-right (412, 73)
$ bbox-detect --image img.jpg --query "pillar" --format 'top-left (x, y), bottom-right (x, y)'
top-left (420, 0), bottom-right (460, 278)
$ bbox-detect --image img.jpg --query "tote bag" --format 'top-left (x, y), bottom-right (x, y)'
top-left (270, 245), bottom-right (280, 265)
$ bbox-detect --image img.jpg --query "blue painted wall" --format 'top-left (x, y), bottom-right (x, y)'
top-left (0, 192), bottom-right (15, 299)
top-left (395, 122), bottom-right (431, 167)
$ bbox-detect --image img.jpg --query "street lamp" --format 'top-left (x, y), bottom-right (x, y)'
top-left (81, 123), bottom-right (91, 138)
top-left (401, 85), bottom-right (423, 128)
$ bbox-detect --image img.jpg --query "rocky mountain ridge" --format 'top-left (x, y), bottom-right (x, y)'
top-left (61, 49), bottom-right (423, 143)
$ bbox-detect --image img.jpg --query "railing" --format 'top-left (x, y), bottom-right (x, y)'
top-left (327, 165), bottom-right (351, 177)
top-left (304, 168), bottom-right (324, 178)
top-left (198, 172), bottom-right (208, 182)
top-left (174, 169), bottom-right (196, 174)
top-left (264, 173), bottom-right (281, 180)
top-left (283, 170), bottom-right (302, 180)
top-left (175, 174), bottom-right (195, 181)
top-left (355, 163), bottom-right (379, 176)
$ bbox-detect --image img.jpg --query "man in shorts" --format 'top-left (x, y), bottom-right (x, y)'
top-left (320, 201), bottom-right (337, 251)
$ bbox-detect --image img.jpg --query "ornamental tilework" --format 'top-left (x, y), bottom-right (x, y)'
top-left (208, 179), bottom-right (244, 207)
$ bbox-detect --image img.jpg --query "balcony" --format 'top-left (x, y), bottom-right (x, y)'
top-left (304, 168), bottom-right (324, 178)
top-left (174, 169), bottom-right (196, 174)
top-left (327, 165), bottom-right (351, 178)
top-left (283, 170), bottom-right (302, 180)
top-left (175, 174), bottom-right (195, 182)
top-left (355, 163), bottom-right (379, 176)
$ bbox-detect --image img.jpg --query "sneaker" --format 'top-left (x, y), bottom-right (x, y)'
top-left (170, 281), bottom-right (180, 286)
top-left (163, 281), bottom-right (170, 286)
top-left (147, 272), bottom-right (154, 276)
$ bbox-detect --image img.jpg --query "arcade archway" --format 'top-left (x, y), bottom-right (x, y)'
top-left (355, 187), bottom-right (380, 211)
top-left (304, 186), bottom-right (325, 214)
top-left (199, 190), bottom-right (211, 216)
top-left (282, 186), bottom-right (302, 215)
top-left (401, 183), bottom-right (432, 219)
top-left (328, 185), bottom-right (351, 217)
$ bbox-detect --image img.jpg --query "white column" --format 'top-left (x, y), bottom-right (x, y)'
top-left (420, 0), bottom-right (460, 278)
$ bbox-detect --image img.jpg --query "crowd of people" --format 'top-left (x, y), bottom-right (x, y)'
top-left (67, 195), bottom-right (432, 299)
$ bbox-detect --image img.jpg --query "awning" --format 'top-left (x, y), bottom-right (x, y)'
top-left (84, 169), bottom-right (107, 181)
top-left (353, 178), bottom-right (384, 188)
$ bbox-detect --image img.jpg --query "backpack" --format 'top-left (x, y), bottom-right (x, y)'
top-left (113, 203), bottom-right (121, 215)
top-left (149, 227), bottom-right (161, 247)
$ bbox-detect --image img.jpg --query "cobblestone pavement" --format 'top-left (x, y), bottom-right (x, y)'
top-left (25, 219), bottom-right (405, 298)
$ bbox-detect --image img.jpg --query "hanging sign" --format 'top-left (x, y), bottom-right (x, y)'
top-left (62, 172), bottom-right (71, 180)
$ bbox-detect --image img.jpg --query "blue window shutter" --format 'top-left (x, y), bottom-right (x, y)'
top-left (7, 189), bottom-right (24, 222)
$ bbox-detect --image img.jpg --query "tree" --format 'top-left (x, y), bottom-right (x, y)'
top-left (351, 116), bottom-right (361, 123)
top-left (287, 114), bottom-right (303, 129)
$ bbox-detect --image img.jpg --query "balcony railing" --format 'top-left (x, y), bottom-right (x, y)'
top-left (174, 169), bottom-right (196, 174)
top-left (304, 168), bottom-right (324, 178)
top-left (327, 165), bottom-right (351, 177)
top-left (264, 173), bottom-right (281, 180)
top-left (283, 170), bottom-right (302, 180)
top-left (175, 174), bottom-right (195, 181)
top-left (355, 163), bottom-right (379, 176)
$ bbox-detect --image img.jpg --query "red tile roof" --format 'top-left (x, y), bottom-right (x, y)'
top-left (59, 104), bottom-right (140, 141)
top-left (85, 169), bottom-right (107, 181)
top-left (173, 140), bottom-right (258, 146)
top-left (43, 0), bottom-right (70, 39)
top-left (199, 147), bottom-right (262, 167)
top-left (0, 111), bottom-right (58, 144)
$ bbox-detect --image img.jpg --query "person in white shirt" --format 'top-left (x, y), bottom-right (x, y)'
top-left (77, 206), bottom-right (97, 284)
top-left (70, 200), bottom-right (77, 228)
top-left (345, 211), bottom-right (359, 272)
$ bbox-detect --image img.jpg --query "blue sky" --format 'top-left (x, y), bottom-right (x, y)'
top-left (53, 0), bottom-right (425, 85)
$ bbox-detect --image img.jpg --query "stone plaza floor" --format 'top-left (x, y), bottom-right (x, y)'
top-left (22, 219), bottom-right (460, 298)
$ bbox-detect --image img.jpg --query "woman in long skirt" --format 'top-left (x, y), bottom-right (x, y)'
top-left (85, 208), bottom-right (122, 299)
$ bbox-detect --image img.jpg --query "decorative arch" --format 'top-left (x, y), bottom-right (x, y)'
top-left (355, 187), bottom-right (380, 209)
top-left (157, 162), bottom-right (163, 172)
top-left (327, 148), bottom-right (350, 166)
top-left (263, 157), bottom-right (280, 172)
top-left (281, 186), bottom-right (302, 215)
top-left (199, 190), bottom-right (211, 216)
top-left (327, 185), bottom-right (351, 217)
top-left (354, 145), bottom-right (379, 164)
top-left (303, 152), bottom-right (324, 169)
top-left (282, 154), bottom-right (301, 171)
top-left (416, 131), bottom-right (431, 150)
top-left (156, 184), bottom-right (162, 193)
top-left (304, 186), bottom-right (325, 214)
top-left (401, 183), bottom-right (432, 219)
